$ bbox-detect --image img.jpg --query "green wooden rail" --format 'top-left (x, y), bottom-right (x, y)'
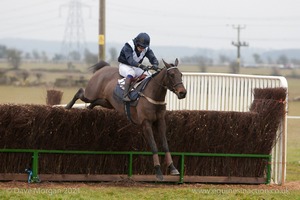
top-left (0, 149), bottom-right (272, 184)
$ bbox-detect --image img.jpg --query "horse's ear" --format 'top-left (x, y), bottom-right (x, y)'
top-left (175, 58), bottom-right (179, 66)
top-left (162, 59), bottom-right (170, 68)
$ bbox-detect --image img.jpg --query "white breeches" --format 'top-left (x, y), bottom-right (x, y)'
top-left (119, 63), bottom-right (144, 78)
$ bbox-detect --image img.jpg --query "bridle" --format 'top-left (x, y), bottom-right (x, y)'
top-left (139, 66), bottom-right (183, 105)
top-left (165, 66), bottom-right (184, 93)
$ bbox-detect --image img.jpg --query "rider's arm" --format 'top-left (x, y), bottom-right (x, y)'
top-left (145, 48), bottom-right (159, 66)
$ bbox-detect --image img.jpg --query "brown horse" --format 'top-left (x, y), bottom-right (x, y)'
top-left (65, 58), bottom-right (187, 181)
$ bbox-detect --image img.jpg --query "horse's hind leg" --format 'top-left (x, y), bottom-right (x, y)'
top-left (65, 88), bottom-right (91, 109)
top-left (87, 98), bottom-right (113, 109)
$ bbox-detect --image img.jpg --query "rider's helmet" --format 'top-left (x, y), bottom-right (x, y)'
top-left (134, 33), bottom-right (150, 48)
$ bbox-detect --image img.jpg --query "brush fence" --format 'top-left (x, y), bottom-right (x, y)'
top-left (0, 73), bottom-right (287, 185)
top-left (166, 72), bottom-right (287, 185)
top-left (57, 72), bottom-right (287, 184)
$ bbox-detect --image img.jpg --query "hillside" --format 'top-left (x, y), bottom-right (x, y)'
top-left (1, 38), bottom-right (300, 64)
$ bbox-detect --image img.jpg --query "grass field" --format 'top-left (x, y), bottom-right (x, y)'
top-left (0, 182), bottom-right (299, 200)
top-left (0, 63), bottom-right (299, 199)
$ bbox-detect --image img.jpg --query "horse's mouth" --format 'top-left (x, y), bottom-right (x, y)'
top-left (176, 91), bottom-right (187, 99)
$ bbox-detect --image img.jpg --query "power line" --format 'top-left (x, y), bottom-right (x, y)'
top-left (108, 2), bottom-right (300, 22)
top-left (0, 1), bottom-right (69, 22)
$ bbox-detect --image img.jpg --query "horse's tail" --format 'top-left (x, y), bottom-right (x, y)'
top-left (89, 60), bottom-right (110, 73)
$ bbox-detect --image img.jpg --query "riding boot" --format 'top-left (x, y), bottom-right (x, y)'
top-left (123, 77), bottom-right (132, 102)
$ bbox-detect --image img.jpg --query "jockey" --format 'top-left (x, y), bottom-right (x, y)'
top-left (118, 32), bottom-right (159, 102)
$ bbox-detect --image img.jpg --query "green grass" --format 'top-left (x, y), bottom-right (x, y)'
top-left (286, 100), bottom-right (300, 181)
top-left (287, 79), bottom-right (300, 100)
top-left (0, 85), bottom-right (79, 105)
top-left (0, 185), bottom-right (299, 200)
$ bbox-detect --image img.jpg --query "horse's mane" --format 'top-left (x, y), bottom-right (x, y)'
top-left (151, 68), bottom-right (164, 79)
top-left (89, 60), bottom-right (110, 73)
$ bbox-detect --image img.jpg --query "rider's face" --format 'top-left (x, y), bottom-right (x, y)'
top-left (137, 45), bottom-right (145, 52)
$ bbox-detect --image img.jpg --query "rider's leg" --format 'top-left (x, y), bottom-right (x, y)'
top-left (123, 75), bottom-right (133, 102)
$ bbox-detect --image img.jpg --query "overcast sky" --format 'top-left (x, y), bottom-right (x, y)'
top-left (0, 0), bottom-right (300, 50)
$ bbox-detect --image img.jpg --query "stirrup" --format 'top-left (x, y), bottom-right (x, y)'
top-left (123, 95), bottom-right (131, 102)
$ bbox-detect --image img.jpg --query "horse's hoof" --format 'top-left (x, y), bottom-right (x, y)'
top-left (170, 169), bottom-right (180, 176)
top-left (156, 174), bottom-right (164, 181)
top-left (154, 165), bottom-right (164, 181)
top-left (65, 103), bottom-right (72, 109)
top-left (168, 163), bottom-right (180, 176)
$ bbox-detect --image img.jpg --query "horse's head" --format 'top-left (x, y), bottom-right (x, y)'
top-left (162, 58), bottom-right (187, 99)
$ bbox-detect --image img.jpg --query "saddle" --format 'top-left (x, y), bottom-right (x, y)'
top-left (113, 74), bottom-right (151, 106)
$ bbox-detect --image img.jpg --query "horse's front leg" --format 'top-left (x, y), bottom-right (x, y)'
top-left (157, 118), bottom-right (180, 176)
top-left (142, 120), bottom-right (164, 181)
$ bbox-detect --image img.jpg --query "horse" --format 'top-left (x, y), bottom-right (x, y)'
top-left (65, 58), bottom-right (187, 181)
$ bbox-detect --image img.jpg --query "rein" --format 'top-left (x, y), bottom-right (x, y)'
top-left (139, 66), bottom-right (182, 105)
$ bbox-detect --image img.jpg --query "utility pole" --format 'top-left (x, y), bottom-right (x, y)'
top-left (99, 0), bottom-right (105, 61)
top-left (231, 25), bottom-right (248, 73)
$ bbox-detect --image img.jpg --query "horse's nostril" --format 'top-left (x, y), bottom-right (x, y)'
top-left (179, 92), bottom-right (186, 99)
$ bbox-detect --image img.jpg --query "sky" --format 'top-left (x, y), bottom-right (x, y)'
top-left (0, 0), bottom-right (300, 50)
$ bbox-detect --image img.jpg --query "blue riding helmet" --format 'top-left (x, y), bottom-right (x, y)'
top-left (134, 33), bottom-right (150, 48)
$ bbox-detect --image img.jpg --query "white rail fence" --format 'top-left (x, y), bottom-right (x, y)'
top-left (165, 72), bottom-right (288, 185)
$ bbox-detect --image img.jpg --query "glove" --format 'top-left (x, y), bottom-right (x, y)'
top-left (151, 65), bottom-right (158, 71)
top-left (139, 64), bottom-right (148, 70)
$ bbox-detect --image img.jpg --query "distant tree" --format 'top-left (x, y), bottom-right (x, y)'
top-left (198, 56), bottom-right (212, 72)
top-left (219, 54), bottom-right (231, 65)
top-left (291, 58), bottom-right (300, 65)
top-left (14, 70), bottom-right (30, 84)
top-left (277, 54), bottom-right (289, 65)
top-left (267, 56), bottom-right (273, 64)
top-left (109, 47), bottom-right (118, 62)
top-left (67, 61), bottom-right (75, 71)
top-left (24, 52), bottom-right (32, 60)
top-left (35, 72), bottom-right (43, 84)
top-left (69, 51), bottom-right (81, 61)
top-left (41, 51), bottom-right (48, 63)
top-left (0, 45), bottom-right (7, 58)
top-left (84, 49), bottom-right (98, 66)
top-left (181, 55), bottom-right (212, 64)
top-left (52, 54), bottom-right (65, 63)
top-left (253, 53), bottom-right (263, 64)
top-left (32, 50), bottom-right (40, 61)
top-left (20, 70), bottom-right (29, 82)
top-left (6, 48), bottom-right (22, 69)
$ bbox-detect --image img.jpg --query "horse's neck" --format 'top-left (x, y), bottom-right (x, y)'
top-left (147, 69), bottom-right (167, 101)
